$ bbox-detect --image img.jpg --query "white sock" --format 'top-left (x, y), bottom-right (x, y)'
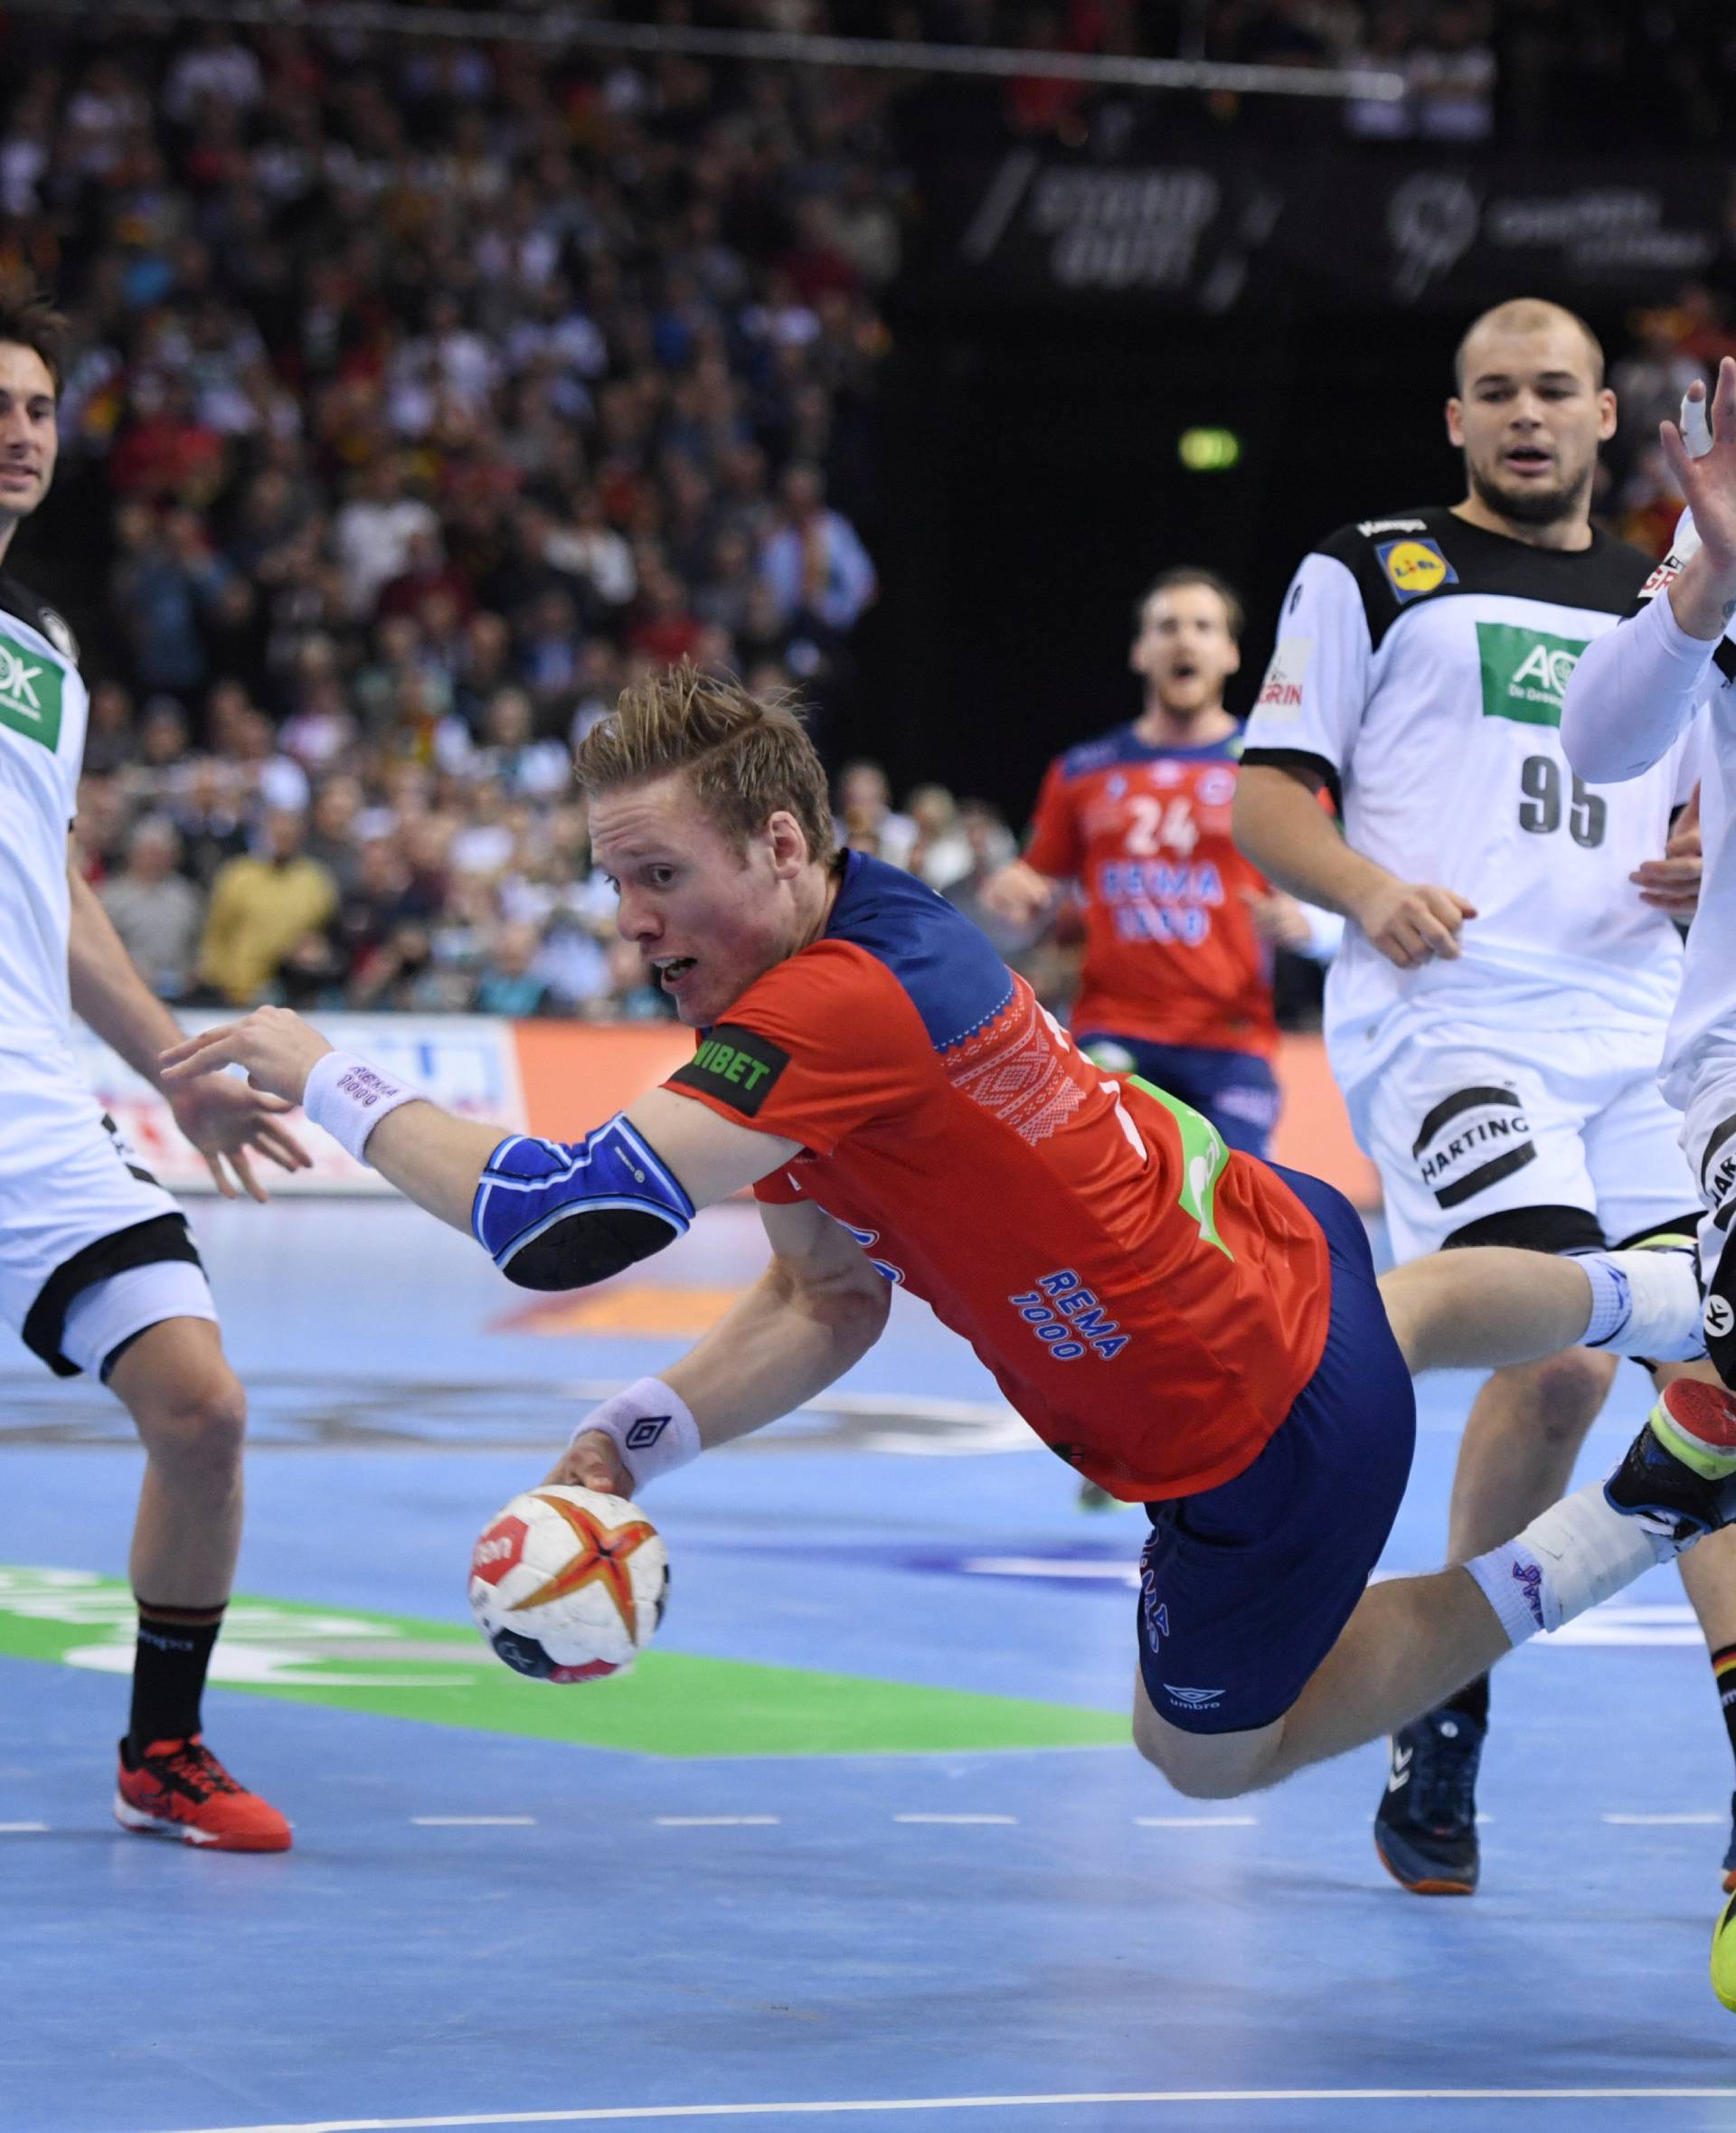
top-left (1466, 1479), bottom-right (1664, 1648)
top-left (1574, 1244), bottom-right (1705, 1362)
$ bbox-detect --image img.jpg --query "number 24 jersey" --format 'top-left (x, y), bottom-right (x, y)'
top-left (1241, 507), bottom-right (1695, 1093)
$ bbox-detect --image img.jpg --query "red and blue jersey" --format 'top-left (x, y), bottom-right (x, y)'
top-left (662, 853), bottom-right (1331, 1501)
top-left (1023, 727), bottom-right (1278, 1060)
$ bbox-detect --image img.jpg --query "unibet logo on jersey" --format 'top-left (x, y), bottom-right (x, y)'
top-left (0, 630), bottom-right (61, 750)
top-left (1477, 623), bottom-right (1588, 730)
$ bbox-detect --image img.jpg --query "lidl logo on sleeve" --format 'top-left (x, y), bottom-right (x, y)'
top-left (1477, 622), bottom-right (1589, 728)
top-left (1377, 537), bottom-right (1458, 602)
top-left (0, 631), bottom-right (61, 750)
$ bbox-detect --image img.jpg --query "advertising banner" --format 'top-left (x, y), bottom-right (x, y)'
top-left (914, 148), bottom-right (1727, 312)
top-left (71, 1018), bottom-right (1375, 1207)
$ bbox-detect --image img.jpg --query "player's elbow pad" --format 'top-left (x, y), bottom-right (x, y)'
top-left (471, 1115), bottom-right (695, 1290)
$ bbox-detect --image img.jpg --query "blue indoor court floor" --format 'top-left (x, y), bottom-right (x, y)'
top-left (5, 1196), bottom-right (1736, 2133)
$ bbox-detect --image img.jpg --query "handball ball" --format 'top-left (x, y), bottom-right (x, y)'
top-left (469, 1485), bottom-right (669, 1683)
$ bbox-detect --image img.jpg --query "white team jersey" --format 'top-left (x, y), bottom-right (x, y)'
top-left (1242, 506), bottom-right (1695, 1094)
top-left (0, 574), bottom-right (88, 1071)
top-left (1561, 511), bottom-right (1731, 1114)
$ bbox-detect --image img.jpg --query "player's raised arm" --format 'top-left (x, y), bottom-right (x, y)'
top-left (1561, 365), bottom-right (1736, 787)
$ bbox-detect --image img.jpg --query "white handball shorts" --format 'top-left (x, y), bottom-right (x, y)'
top-left (0, 1068), bottom-right (215, 1381)
top-left (1350, 1016), bottom-right (1700, 1266)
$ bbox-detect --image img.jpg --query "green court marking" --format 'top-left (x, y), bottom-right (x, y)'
top-left (0, 1567), bottom-right (1127, 1759)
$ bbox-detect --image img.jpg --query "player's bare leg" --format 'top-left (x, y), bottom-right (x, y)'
top-left (114, 1317), bottom-right (246, 1607)
top-left (1134, 1241), bottom-right (1736, 1803)
top-left (1446, 1354), bottom-right (1617, 1562)
top-left (1138, 1374), bottom-right (1736, 1799)
top-left (108, 1317), bottom-right (289, 1852)
top-left (1135, 1562), bottom-right (1510, 1800)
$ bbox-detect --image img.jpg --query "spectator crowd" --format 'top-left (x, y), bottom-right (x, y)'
top-left (0, 5), bottom-right (1727, 1023)
top-left (3, 9), bottom-right (897, 1016)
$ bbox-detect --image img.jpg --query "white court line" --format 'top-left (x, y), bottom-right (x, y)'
top-left (0, 1820), bottom-right (47, 1833)
top-left (654, 1816), bottom-right (780, 1827)
top-left (893, 1813), bottom-right (1017, 1826)
top-left (1603, 1812), bottom-right (1724, 1826)
top-left (161, 2086), bottom-right (1736, 2131)
top-left (1135, 1816), bottom-right (1257, 1828)
top-left (411, 1817), bottom-right (537, 1828)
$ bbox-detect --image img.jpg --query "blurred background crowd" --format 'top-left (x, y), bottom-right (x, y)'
top-left (0, 1), bottom-right (1727, 1023)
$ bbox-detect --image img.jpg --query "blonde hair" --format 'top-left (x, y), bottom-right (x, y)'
top-left (574, 663), bottom-right (836, 866)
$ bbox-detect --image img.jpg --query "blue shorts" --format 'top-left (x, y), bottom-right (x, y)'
top-left (1134, 1164), bottom-right (1416, 1735)
top-left (1076, 1033), bottom-right (1278, 1158)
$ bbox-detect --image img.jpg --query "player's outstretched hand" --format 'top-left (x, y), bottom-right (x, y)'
top-left (1353, 879), bottom-right (1477, 968)
top-left (161, 1005), bottom-right (335, 1109)
top-left (161, 1068), bottom-right (313, 1203)
top-left (1661, 357), bottom-right (1736, 579)
top-left (978, 859), bottom-right (1056, 928)
top-left (542, 1428), bottom-right (635, 1498)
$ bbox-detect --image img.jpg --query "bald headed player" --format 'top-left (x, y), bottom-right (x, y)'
top-left (1234, 297), bottom-right (1736, 1896)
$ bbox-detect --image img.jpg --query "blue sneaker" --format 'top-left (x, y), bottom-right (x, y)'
top-left (1373, 1706), bottom-right (1485, 1896)
top-left (1722, 1793), bottom-right (1736, 1897)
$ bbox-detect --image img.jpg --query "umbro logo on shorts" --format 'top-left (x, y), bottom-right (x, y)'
top-left (1410, 1085), bottom-right (1536, 1210)
top-left (1162, 1685), bottom-right (1224, 1711)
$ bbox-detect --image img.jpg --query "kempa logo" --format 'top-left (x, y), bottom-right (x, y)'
top-left (0, 630), bottom-right (62, 750)
top-left (1477, 621), bottom-right (1588, 729)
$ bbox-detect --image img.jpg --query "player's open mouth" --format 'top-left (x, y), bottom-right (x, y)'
top-left (652, 956), bottom-right (695, 989)
top-left (1503, 447), bottom-right (1552, 475)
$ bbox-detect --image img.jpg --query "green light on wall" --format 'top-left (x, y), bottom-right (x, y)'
top-left (1178, 427), bottom-right (1241, 472)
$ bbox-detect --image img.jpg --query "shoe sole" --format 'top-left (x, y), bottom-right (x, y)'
top-left (1659, 1380), bottom-right (1736, 1462)
top-left (1373, 1828), bottom-right (1476, 1897)
top-left (113, 1790), bottom-right (292, 1853)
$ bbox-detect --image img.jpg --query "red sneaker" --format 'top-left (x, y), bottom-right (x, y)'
top-left (113, 1735), bottom-right (292, 1852)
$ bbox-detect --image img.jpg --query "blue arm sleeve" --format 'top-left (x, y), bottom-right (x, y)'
top-left (470, 1114), bottom-right (696, 1291)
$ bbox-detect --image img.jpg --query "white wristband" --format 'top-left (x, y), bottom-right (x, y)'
top-left (572, 1377), bottom-right (701, 1492)
top-left (303, 1050), bottom-right (422, 1165)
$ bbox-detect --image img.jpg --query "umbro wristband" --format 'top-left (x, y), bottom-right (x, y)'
top-left (571, 1377), bottom-right (701, 1491)
top-left (303, 1050), bottom-right (422, 1165)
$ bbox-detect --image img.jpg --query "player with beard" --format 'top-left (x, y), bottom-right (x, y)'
top-left (986, 569), bottom-right (1333, 1509)
top-left (983, 569), bottom-right (1329, 1167)
top-left (0, 278), bottom-right (305, 1848)
top-left (1233, 297), bottom-right (1736, 1897)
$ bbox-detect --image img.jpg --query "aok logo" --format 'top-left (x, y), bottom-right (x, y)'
top-left (1477, 622), bottom-right (1588, 730)
top-left (0, 631), bottom-right (62, 750)
top-left (1511, 641), bottom-right (1580, 702)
